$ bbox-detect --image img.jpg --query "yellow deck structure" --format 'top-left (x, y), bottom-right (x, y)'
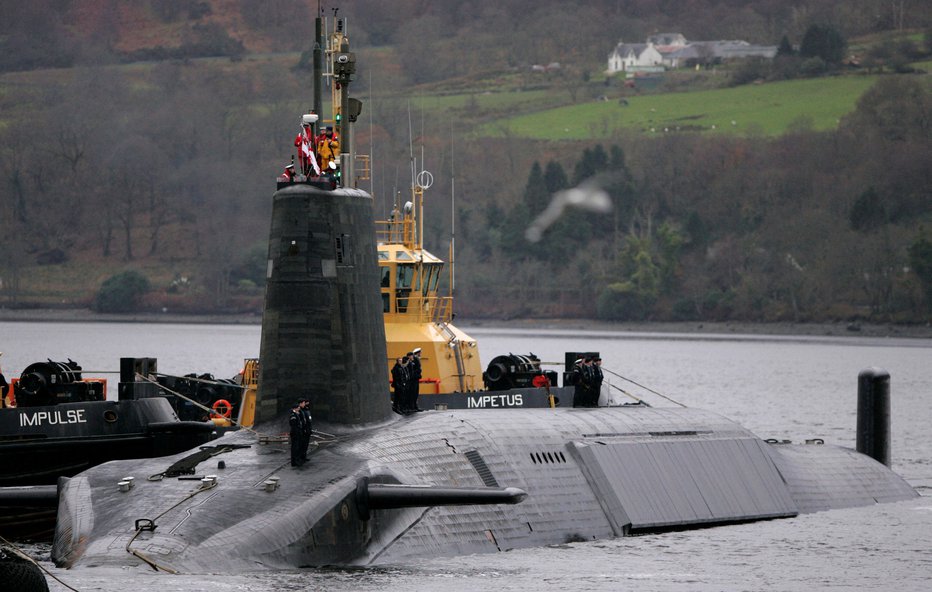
top-left (376, 185), bottom-right (483, 394)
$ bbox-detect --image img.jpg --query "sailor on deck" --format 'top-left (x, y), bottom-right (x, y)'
top-left (581, 357), bottom-right (597, 407)
top-left (408, 348), bottom-right (423, 413)
top-left (299, 398), bottom-right (313, 461)
top-left (289, 400), bottom-right (305, 466)
top-left (279, 162), bottom-right (296, 182)
top-left (391, 357), bottom-right (407, 414)
top-left (289, 399), bottom-right (312, 467)
top-left (591, 357), bottom-right (604, 407)
top-left (571, 358), bottom-right (585, 408)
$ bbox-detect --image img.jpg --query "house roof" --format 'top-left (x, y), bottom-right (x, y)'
top-left (610, 42), bottom-right (648, 58)
top-left (647, 33), bottom-right (687, 46)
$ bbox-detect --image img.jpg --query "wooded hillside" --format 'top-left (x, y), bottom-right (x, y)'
top-left (1, 0), bottom-right (930, 323)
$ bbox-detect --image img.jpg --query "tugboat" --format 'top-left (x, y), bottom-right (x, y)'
top-left (0, 356), bottom-right (216, 540)
top-left (376, 184), bottom-right (578, 410)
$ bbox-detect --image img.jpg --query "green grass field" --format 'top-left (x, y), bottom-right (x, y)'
top-left (478, 75), bottom-right (882, 139)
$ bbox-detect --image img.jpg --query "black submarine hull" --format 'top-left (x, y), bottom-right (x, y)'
top-left (0, 398), bottom-right (214, 540)
top-left (52, 405), bottom-right (916, 571)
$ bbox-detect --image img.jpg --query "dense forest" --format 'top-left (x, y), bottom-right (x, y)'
top-left (0, 0), bottom-right (930, 323)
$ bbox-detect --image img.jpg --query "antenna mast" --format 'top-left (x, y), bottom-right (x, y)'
top-left (450, 125), bottom-right (456, 304)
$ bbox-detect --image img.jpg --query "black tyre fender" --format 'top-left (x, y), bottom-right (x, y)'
top-left (0, 556), bottom-right (50, 592)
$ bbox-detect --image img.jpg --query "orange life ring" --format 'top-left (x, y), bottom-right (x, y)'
top-left (211, 399), bottom-right (233, 418)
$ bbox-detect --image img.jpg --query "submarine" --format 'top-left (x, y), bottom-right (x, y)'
top-left (51, 15), bottom-right (916, 572)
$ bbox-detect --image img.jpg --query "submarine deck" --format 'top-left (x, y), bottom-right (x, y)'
top-left (53, 406), bottom-right (917, 571)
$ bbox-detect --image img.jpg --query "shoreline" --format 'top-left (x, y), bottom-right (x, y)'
top-left (464, 317), bottom-right (932, 339)
top-left (2, 307), bottom-right (931, 339)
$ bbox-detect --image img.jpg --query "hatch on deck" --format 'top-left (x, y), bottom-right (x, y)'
top-left (569, 437), bottom-right (799, 534)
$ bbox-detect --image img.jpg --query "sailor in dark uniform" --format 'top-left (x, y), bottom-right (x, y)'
top-left (401, 352), bottom-right (415, 413)
top-left (409, 348), bottom-right (423, 412)
top-left (391, 357), bottom-right (407, 414)
top-left (584, 357), bottom-right (600, 407)
top-left (289, 400), bottom-right (305, 467)
top-left (591, 357), bottom-right (604, 407)
top-left (571, 358), bottom-right (585, 407)
top-left (299, 398), bottom-right (313, 463)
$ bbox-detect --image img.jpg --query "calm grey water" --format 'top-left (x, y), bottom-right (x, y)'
top-left (1, 321), bottom-right (930, 591)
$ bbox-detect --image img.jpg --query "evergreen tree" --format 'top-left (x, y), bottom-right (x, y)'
top-left (800, 24), bottom-right (847, 65)
top-left (849, 187), bottom-right (886, 232)
top-left (590, 144), bottom-right (608, 174)
top-left (776, 35), bottom-right (794, 57)
top-left (543, 161), bottom-right (569, 194)
top-left (523, 161), bottom-right (549, 215)
top-left (572, 144), bottom-right (609, 185)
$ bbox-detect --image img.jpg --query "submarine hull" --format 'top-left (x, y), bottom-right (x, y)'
top-left (52, 406), bottom-right (916, 571)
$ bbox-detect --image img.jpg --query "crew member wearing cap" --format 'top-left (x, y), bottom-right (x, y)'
top-left (391, 357), bottom-right (408, 414)
top-left (279, 162), bottom-right (296, 182)
top-left (399, 352), bottom-right (415, 413)
top-left (571, 358), bottom-right (585, 408)
top-left (289, 400), bottom-right (305, 467)
top-left (591, 357), bottom-right (604, 407)
top-left (299, 398), bottom-right (313, 462)
top-left (408, 348), bottom-right (423, 413)
top-left (581, 357), bottom-right (596, 407)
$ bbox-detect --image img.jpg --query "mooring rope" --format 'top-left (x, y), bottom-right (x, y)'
top-left (125, 480), bottom-right (219, 573)
top-left (601, 366), bottom-right (687, 407)
top-left (135, 372), bottom-right (267, 437)
top-left (604, 381), bottom-right (647, 404)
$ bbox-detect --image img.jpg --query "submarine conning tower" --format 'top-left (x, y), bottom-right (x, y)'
top-left (256, 184), bottom-right (393, 426)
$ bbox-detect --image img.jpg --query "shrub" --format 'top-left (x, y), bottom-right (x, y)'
top-left (672, 298), bottom-right (699, 321)
top-left (799, 57), bottom-right (827, 76)
top-left (230, 243), bottom-right (268, 288)
top-left (596, 282), bottom-right (655, 321)
top-left (94, 271), bottom-right (151, 313)
top-left (729, 57), bottom-right (769, 86)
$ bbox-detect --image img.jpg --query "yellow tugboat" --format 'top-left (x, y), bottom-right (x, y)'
top-left (375, 182), bottom-right (482, 396)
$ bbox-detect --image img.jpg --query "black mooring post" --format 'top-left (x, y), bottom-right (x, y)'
top-left (856, 368), bottom-right (891, 467)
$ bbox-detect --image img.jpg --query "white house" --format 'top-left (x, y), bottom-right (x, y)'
top-left (611, 33), bottom-right (778, 71)
top-left (607, 42), bottom-right (664, 73)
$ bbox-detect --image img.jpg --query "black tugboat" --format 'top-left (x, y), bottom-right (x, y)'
top-left (0, 357), bottom-right (216, 540)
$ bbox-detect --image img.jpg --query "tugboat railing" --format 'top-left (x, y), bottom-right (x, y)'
top-left (384, 295), bottom-right (453, 324)
top-left (375, 219), bottom-right (414, 247)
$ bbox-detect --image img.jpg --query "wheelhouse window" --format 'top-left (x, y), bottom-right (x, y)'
top-left (396, 264), bottom-right (414, 312)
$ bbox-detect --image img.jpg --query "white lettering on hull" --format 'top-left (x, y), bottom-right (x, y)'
top-left (19, 409), bottom-right (88, 427)
top-left (466, 394), bottom-right (524, 408)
